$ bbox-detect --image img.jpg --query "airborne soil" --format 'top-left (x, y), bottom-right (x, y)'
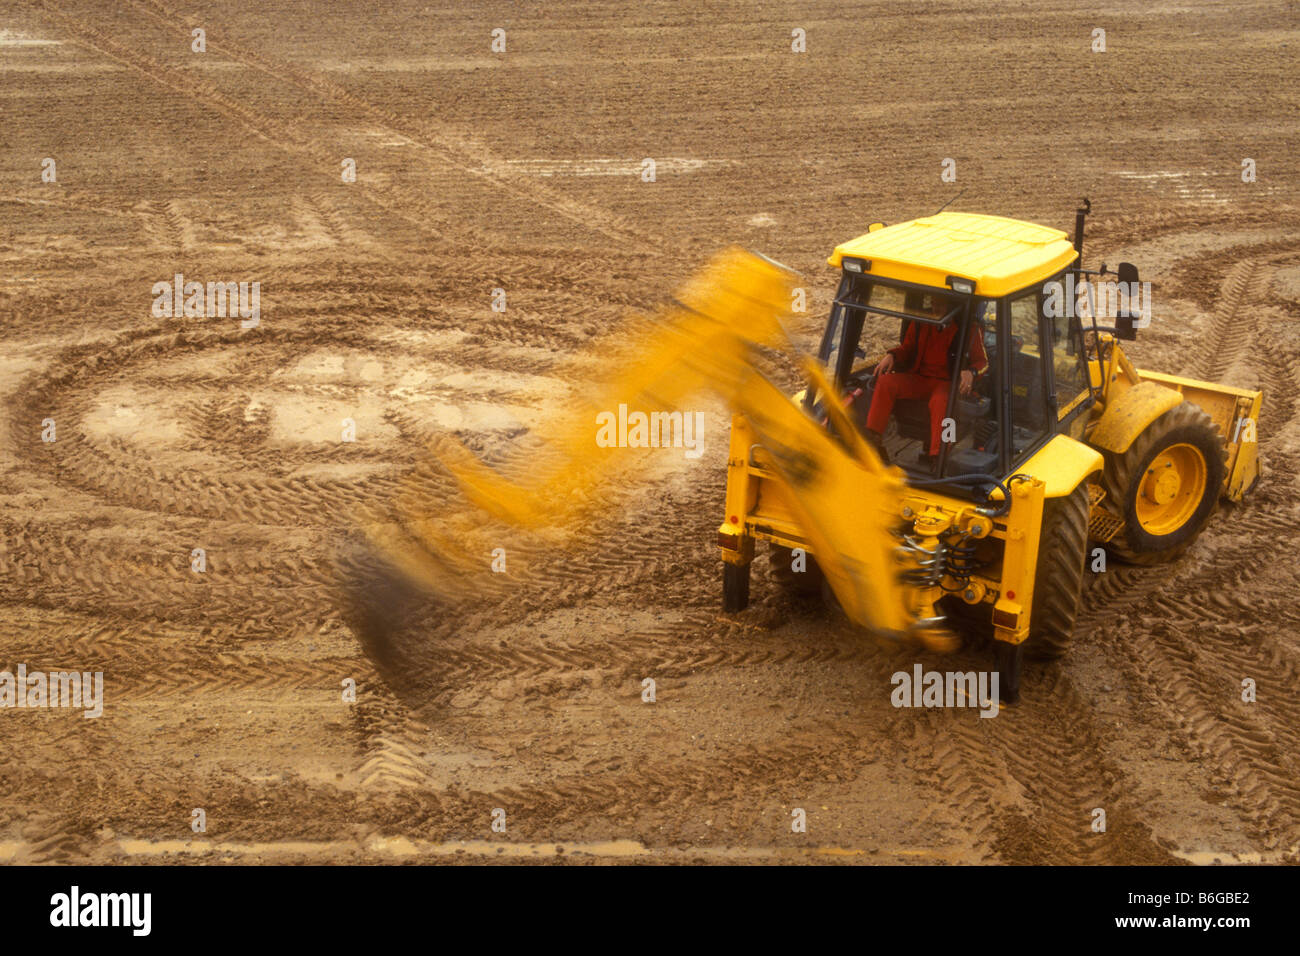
top-left (1, 0), bottom-right (1297, 864)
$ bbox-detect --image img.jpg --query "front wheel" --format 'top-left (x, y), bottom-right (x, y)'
top-left (1100, 402), bottom-right (1227, 565)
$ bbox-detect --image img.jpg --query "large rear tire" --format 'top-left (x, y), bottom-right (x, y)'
top-left (1100, 402), bottom-right (1227, 566)
top-left (1023, 482), bottom-right (1090, 661)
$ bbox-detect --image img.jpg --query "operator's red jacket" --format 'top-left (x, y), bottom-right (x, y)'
top-left (866, 320), bottom-right (988, 455)
top-left (889, 320), bottom-right (988, 380)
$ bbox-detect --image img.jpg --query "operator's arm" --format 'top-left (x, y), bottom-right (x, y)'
top-left (877, 322), bottom-right (917, 375)
top-left (968, 325), bottom-right (988, 374)
top-left (959, 324), bottom-right (988, 396)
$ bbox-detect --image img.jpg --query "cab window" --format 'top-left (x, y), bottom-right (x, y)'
top-left (1045, 274), bottom-right (1090, 421)
top-left (1005, 286), bottom-right (1050, 457)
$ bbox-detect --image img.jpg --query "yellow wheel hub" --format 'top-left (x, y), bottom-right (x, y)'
top-left (1135, 443), bottom-right (1206, 536)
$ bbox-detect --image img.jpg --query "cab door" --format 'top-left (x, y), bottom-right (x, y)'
top-left (1042, 270), bottom-right (1093, 440)
top-left (1001, 284), bottom-right (1053, 467)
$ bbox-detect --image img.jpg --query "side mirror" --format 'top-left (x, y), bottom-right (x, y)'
top-left (1114, 262), bottom-right (1141, 340)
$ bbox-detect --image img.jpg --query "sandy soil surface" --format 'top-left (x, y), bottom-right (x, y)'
top-left (1, 0), bottom-right (1298, 865)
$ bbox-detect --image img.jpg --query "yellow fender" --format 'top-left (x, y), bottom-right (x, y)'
top-left (1088, 381), bottom-right (1183, 455)
top-left (1005, 434), bottom-right (1102, 499)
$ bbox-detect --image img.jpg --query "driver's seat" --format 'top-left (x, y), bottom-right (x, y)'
top-left (893, 397), bottom-right (936, 444)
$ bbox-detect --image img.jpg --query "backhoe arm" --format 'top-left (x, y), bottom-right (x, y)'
top-left (369, 248), bottom-right (924, 641)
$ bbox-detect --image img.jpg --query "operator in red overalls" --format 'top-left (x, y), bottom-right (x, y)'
top-left (865, 294), bottom-right (988, 462)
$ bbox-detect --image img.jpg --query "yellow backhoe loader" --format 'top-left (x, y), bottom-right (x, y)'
top-left (361, 202), bottom-right (1261, 702)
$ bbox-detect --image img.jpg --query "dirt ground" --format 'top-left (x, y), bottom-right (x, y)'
top-left (1, 0), bottom-right (1298, 865)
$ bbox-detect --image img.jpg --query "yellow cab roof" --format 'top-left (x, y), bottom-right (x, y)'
top-left (827, 211), bottom-right (1079, 298)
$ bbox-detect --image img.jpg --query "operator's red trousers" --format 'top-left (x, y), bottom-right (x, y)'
top-left (867, 373), bottom-right (948, 455)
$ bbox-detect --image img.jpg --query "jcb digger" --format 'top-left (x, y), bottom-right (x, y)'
top-left (374, 203), bottom-right (1260, 703)
top-left (718, 203), bottom-right (1261, 699)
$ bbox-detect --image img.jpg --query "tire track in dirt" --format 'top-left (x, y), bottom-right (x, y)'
top-left (138, 199), bottom-right (182, 253)
top-left (50, 434), bottom-right (402, 526)
top-left (303, 191), bottom-right (376, 250)
top-left (1191, 260), bottom-right (1267, 381)
top-left (1116, 620), bottom-right (1300, 856)
top-left (1080, 478), bottom-right (1300, 856)
top-left (1248, 252), bottom-right (1300, 438)
top-left (904, 717), bottom-right (1003, 860)
top-left (1258, 343), bottom-right (1300, 437)
top-left (0, 604), bottom-right (336, 652)
top-left (289, 194), bottom-right (341, 249)
top-left (0, 188), bottom-right (139, 221)
top-left (14, 816), bottom-right (86, 865)
top-left (0, 570), bottom-right (335, 631)
top-left (354, 686), bottom-right (438, 789)
top-left (10, 323), bottom-right (409, 524)
top-left (989, 670), bottom-right (1177, 864)
top-left (32, 0), bottom-right (456, 247)
top-left (370, 611), bottom-right (885, 702)
top-left (344, 534), bottom-right (892, 790)
top-left (6, 262), bottom-right (632, 526)
top-left (0, 638), bottom-right (358, 700)
top-left (0, 526), bottom-right (346, 634)
top-left (121, 0), bottom-right (662, 254)
top-left (0, 189), bottom-right (172, 259)
top-left (356, 727), bottom-right (875, 841)
top-left (909, 672), bottom-right (1177, 864)
top-left (35, 0), bottom-right (661, 256)
top-left (1080, 506), bottom-right (1288, 631)
top-left (495, 730), bottom-right (867, 841)
top-left (162, 198), bottom-right (199, 252)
